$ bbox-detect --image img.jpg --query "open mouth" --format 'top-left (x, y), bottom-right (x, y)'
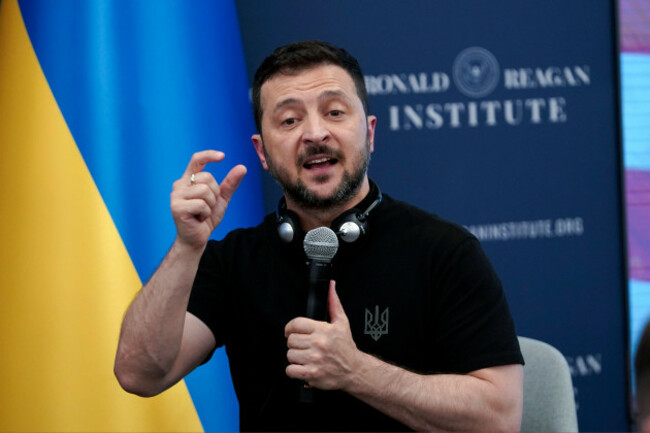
top-left (303, 156), bottom-right (338, 170)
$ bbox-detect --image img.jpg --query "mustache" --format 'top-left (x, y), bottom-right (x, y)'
top-left (296, 145), bottom-right (345, 166)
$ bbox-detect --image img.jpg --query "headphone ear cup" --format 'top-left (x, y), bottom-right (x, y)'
top-left (277, 218), bottom-right (295, 243)
top-left (276, 199), bottom-right (303, 244)
top-left (332, 210), bottom-right (367, 243)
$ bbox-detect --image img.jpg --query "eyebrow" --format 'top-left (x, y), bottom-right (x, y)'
top-left (272, 90), bottom-right (352, 115)
top-left (272, 97), bottom-right (301, 115)
top-left (318, 89), bottom-right (349, 103)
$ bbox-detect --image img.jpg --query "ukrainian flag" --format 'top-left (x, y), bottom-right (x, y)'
top-left (0, 0), bottom-right (263, 430)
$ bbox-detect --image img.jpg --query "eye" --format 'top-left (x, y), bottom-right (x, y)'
top-left (282, 117), bottom-right (297, 126)
top-left (329, 110), bottom-right (343, 117)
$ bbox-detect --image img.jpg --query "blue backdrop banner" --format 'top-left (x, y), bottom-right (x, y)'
top-left (235, 1), bottom-right (628, 430)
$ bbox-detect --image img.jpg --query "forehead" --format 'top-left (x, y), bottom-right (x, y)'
top-left (260, 64), bottom-right (359, 110)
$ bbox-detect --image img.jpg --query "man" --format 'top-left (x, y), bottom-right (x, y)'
top-left (115, 40), bottom-right (524, 432)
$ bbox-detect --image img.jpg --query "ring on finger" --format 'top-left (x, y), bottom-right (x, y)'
top-left (190, 173), bottom-right (196, 186)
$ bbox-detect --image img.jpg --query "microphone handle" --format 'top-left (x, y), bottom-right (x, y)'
top-left (300, 259), bottom-right (332, 403)
top-left (305, 259), bottom-right (331, 321)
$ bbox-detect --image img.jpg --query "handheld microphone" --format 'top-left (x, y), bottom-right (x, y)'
top-left (300, 226), bottom-right (339, 402)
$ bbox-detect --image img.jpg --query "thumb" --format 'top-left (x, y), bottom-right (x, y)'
top-left (328, 281), bottom-right (348, 324)
top-left (219, 164), bottom-right (247, 203)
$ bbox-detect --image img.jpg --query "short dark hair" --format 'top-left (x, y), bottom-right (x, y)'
top-left (252, 40), bottom-right (369, 134)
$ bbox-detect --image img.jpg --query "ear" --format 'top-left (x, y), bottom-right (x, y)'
top-left (366, 115), bottom-right (377, 153)
top-left (251, 134), bottom-right (269, 170)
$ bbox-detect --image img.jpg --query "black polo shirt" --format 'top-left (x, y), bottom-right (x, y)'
top-left (188, 188), bottom-right (523, 432)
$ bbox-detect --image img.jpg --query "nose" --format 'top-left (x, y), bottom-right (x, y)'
top-left (302, 114), bottom-right (329, 145)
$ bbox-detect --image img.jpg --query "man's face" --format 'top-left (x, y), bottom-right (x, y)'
top-left (252, 64), bottom-right (376, 209)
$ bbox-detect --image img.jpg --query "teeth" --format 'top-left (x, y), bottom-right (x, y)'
top-left (310, 158), bottom-right (330, 164)
top-left (304, 156), bottom-right (336, 168)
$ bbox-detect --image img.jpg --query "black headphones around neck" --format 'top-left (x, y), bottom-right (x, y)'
top-left (276, 185), bottom-right (383, 245)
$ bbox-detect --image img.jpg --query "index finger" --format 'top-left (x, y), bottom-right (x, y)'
top-left (184, 150), bottom-right (225, 177)
top-left (285, 317), bottom-right (319, 338)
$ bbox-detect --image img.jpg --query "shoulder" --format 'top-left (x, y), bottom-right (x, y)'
top-left (376, 193), bottom-right (476, 248)
top-left (203, 212), bottom-right (277, 257)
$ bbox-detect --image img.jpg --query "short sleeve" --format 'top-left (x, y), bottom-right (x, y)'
top-left (187, 240), bottom-right (230, 350)
top-left (431, 237), bottom-right (523, 374)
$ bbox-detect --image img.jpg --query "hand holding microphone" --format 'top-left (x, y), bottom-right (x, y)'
top-left (285, 278), bottom-right (361, 403)
top-left (279, 226), bottom-right (354, 402)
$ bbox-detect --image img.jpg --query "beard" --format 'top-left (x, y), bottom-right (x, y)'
top-left (264, 139), bottom-right (371, 210)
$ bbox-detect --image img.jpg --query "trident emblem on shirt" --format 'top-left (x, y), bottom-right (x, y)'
top-left (364, 306), bottom-right (389, 341)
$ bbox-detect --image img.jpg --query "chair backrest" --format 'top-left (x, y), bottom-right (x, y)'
top-left (518, 336), bottom-right (579, 432)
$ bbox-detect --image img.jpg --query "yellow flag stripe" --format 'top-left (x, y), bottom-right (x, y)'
top-left (0, 0), bottom-right (203, 430)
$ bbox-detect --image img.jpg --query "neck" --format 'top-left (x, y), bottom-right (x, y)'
top-left (286, 177), bottom-right (370, 232)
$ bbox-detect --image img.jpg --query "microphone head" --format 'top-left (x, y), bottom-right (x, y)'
top-left (303, 227), bottom-right (339, 262)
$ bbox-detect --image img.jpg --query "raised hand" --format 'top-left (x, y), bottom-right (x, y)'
top-left (170, 150), bottom-right (247, 250)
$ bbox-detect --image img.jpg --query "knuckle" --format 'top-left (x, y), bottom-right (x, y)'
top-left (200, 201), bottom-right (212, 214)
top-left (195, 183), bottom-right (209, 195)
top-left (170, 198), bottom-right (185, 212)
top-left (310, 352), bottom-right (323, 364)
top-left (171, 179), bottom-right (185, 191)
top-left (313, 336), bottom-right (328, 350)
top-left (309, 366), bottom-right (323, 380)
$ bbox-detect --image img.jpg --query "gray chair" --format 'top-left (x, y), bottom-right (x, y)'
top-left (518, 336), bottom-right (579, 432)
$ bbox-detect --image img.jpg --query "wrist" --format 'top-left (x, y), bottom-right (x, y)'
top-left (344, 349), bottom-right (382, 395)
top-left (170, 237), bottom-right (207, 260)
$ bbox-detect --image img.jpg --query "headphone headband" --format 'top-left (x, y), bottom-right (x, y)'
top-left (276, 183), bottom-right (382, 244)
